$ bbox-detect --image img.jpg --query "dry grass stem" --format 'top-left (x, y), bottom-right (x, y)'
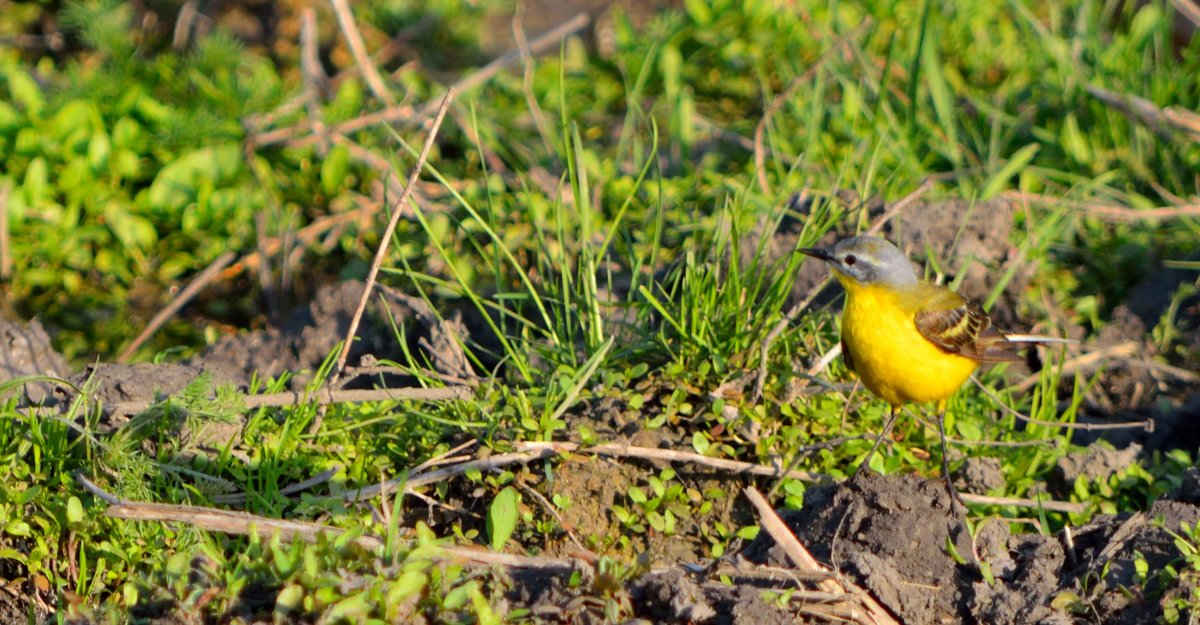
top-left (1087, 84), bottom-right (1200, 143)
top-left (969, 375), bottom-right (1153, 432)
top-left (1005, 190), bottom-right (1200, 222)
top-left (331, 89), bottom-right (455, 385)
top-left (329, 0), bottom-right (396, 107)
top-left (516, 441), bottom-right (828, 482)
top-left (958, 492), bottom-right (1087, 514)
top-left (1173, 0), bottom-right (1200, 28)
top-left (251, 12), bottom-right (590, 150)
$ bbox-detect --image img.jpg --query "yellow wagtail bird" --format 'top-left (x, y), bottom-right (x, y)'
top-left (800, 235), bottom-right (1069, 508)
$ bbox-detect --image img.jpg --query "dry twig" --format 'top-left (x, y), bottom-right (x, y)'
top-left (743, 486), bottom-right (900, 625)
top-left (330, 89), bottom-right (455, 385)
top-left (219, 209), bottom-right (363, 282)
top-left (515, 441), bottom-right (828, 482)
top-left (1004, 190), bottom-right (1200, 222)
top-left (1075, 201), bottom-right (1200, 221)
top-left (251, 13), bottom-right (590, 150)
top-left (958, 492), bottom-right (1086, 514)
top-left (513, 5), bottom-right (559, 159)
top-left (212, 467), bottom-right (341, 505)
top-left (409, 439), bottom-right (479, 474)
top-left (329, 0), bottom-right (396, 107)
top-left (300, 7), bottom-right (329, 123)
top-left (330, 133), bottom-right (407, 198)
top-left (171, 0), bottom-right (200, 50)
top-left (1087, 83), bottom-right (1200, 143)
top-left (105, 385), bottom-right (472, 419)
top-left (863, 179), bottom-right (935, 236)
top-left (443, 12), bottom-right (588, 103)
top-left (80, 474), bottom-right (577, 570)
top-left (252, 208), bottom-right (279, 321)
top-left (346, 440), bottom-right (829, 503)
top-left (1173, 0), bottom-right (1200, 29)
top-left (245, 16), bottom-right (437, 133)
top-left (969, 375), bottom-right (1153, 433)
top-left (514, 481), bottom-right (592, 555)
top-left (345, 448), bottom-right (561, 502)
top-left (337, 362), bottom-right (479, 389)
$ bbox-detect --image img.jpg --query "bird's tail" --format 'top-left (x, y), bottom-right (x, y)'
top-left (1001, 334), bottom-right (1078, 345)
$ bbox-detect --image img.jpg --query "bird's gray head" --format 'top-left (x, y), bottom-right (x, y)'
top-left (799, 236), bottom-right (918, 287)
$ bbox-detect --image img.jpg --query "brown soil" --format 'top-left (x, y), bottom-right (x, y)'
top-left (0, 590), bottom-right (49, 625)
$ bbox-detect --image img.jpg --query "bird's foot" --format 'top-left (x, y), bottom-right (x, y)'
top-left (943, 475), bottom-right (967, 515)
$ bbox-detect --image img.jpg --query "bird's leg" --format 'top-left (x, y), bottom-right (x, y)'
top-left (935, 401), bottom-right (967, 512)
top-left (853, 405), bottom-right (901, 479)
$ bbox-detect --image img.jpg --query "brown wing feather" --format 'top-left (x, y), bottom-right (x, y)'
top-left (841, 337), bottom-right (855, 372)
top-left (914, 299), bottom-right (1021, 363)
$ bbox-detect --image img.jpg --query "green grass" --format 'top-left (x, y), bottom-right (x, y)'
top-left (1, 0), bottom-right (1198, 621)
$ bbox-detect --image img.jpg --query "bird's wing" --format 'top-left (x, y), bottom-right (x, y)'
top-left (841, 336), bottom-right (855, 372)
top-left (911, 284), bottom-right (1021, 363)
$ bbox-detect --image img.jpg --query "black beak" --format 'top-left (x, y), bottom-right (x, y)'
top-left (799, 246), bottom-right (834, 262)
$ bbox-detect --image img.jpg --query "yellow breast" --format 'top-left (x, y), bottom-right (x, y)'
top-left (840, 283), bottom-right (979, 406)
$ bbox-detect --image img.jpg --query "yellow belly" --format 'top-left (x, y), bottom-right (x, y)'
top-left (841, 284), bottom-right (979, 406)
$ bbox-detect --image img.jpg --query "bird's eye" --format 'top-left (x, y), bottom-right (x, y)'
top-left (844, 255), bottom-right (858, 266)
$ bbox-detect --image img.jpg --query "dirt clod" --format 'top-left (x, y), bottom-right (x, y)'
top-left (1050, 443), bottom-right (1142, 496)
top-left (738, 472), bottom-right (1102, 624)
top-left (631, 568), bottom-right (717, 623)
top-left (191, 281), bottom-right (396, 388)
top-left (71, 362), bottom-right (239, 407)
top-left (970, 533), bottom-right (1068, 625)
top-left (0, 316), bottom-right (70, 403)
top-left (955, 456), bottom-right (1007, 494)
top-left (747, 472), bottom-right (971, 624)
top-left (190, 280), bottom-right (477, 390)
top-left (1063, 474), bottom-right (1200, 625)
